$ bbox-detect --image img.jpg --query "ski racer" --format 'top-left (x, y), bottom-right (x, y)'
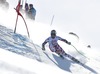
top-left (42, 30), bottom-right (83, 64)
top-left (42, 30), bottom-right (71, 57)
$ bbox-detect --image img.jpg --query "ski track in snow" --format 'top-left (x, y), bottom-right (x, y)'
top-left (0, 25), bottom-right (100, 74)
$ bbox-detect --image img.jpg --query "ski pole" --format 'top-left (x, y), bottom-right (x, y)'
top-left (71, 44), bottom-right (90, 60)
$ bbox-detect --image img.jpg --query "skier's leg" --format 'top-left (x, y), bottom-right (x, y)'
top-left (55, 51), bottom-right (64, 59)
top-left (54, 45), bottom-right (65, 59)
top-left (65, 53), bottom-right (80, 63)
top-left (49, 46), bottom-right (64, 59)
top-left (54, 45), bottom-right (78, 60)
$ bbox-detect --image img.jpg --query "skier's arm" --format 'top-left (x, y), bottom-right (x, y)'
top-left (61, 39), bottom-right (71, 45)
top-left (58, 36), bottom-right (71, 45)
top-left (42, 38), bottom-right (49, 50)
top-left (42, 41), bottom-right (47, 51)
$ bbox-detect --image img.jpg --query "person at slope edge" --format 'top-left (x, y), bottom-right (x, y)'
top-left (25, 3), bottom-right (29, 12)
top-left (28, 4), bottom-right (36, 20)
top-left (42, 30), bottom-right (71, 58)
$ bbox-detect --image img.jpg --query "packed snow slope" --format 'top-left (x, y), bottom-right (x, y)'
top-left (0, 48), bottom-right (69, 74)
top-left (0, 25), bottom-right (100, 74)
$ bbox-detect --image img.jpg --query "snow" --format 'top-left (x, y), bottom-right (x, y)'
top-left (0, 0), bottom-right (100, 74)
top-left (0, 48), bottom-right (68, 74)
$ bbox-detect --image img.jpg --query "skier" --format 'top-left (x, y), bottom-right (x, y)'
top-left (42, 30), bottom-right (83, 65)
top-left (42, 30), bottom-right (71, 58)
top-left (28, 4), bottom-right (36, 20)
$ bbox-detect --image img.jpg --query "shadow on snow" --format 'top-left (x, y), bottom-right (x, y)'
top-left (44, 52), bottom-right (98, 74)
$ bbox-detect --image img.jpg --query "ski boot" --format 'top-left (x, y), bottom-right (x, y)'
top-left (59, 55), bottom-right (64, 59)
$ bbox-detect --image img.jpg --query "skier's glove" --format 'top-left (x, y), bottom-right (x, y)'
top-left (68, 42), bottom-right (71, 45)
top-left (42, 47), bottom-right (45, 51)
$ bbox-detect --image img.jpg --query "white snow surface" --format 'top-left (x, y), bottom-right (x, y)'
top-left (0, 48), bottom-right (68, 74)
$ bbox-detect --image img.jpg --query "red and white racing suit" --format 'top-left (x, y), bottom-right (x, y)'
top-left (43, 36), bottom-right (68, 55)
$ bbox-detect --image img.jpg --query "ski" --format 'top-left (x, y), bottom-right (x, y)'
top-left (64, 53), bottom-right (85, 66)
top-left (59, 55), bottom-right (65, 59)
